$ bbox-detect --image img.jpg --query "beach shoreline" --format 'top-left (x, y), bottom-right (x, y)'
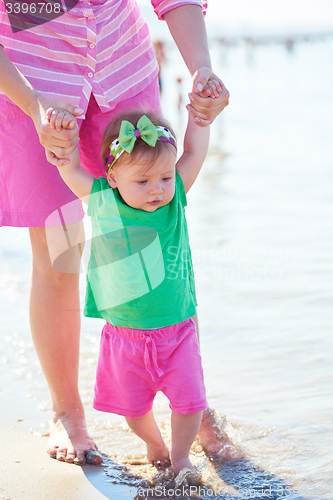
top-left (1, 38), bottom-right (333, 500)
top-left (0, 391), bottom-right (131, 500)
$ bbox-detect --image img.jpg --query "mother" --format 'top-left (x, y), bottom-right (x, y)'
top-left (0, 0), bottom-right (229, 464)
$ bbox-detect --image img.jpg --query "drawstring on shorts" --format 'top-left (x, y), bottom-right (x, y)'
top-left (143, 334), bottom-right (164, 382)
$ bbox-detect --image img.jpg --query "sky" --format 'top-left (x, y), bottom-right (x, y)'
top-left (138, 0), bottom-right (333, 39)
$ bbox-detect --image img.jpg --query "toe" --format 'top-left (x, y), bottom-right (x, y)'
top-left (65, 451), bottom-right (76, 463)
top-left (48, 449), bottom-right (57, 459)
top-left (85, 449), bottom-right (103, 465)
top-left (47, 443), bottom-right (58, 459)
top-left (56, 449), bottom-right (67, 461)
top-left (151, 458), bottom-right (171, 470)
top-left (74, 450), bottom-right (86, 466)
top-left (159, 459), bottom-right (171, 467)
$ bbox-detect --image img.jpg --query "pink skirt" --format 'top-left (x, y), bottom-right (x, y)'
top-left (0, 78), bottom-right (161, 227)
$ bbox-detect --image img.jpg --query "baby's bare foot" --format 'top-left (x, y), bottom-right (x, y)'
top-left (172, 456), bottom-right (193, 476)
top-left (174, 460), bottom-right (202, 487)
top-left (146, 442), bottom-right (170, 469)
top-left (47, 410), bottom-right (103, 465)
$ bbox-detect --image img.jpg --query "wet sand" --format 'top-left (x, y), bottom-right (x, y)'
top-left (0, 421), bottom-right (109, 500)
top-left (0, 391), bottom-right (126, 500)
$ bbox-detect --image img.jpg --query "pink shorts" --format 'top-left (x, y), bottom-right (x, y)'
top-left (0, 79), bottom-right (161, 227)
top-left (93, 318), bottom-right (208, 418)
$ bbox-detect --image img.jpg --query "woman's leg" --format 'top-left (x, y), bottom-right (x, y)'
top-left (29, 225), bottom-right (102, 464)
top-left (125, 410), bottom-right (170, 466)
top-left (170, 411), bottom-right (202, 475)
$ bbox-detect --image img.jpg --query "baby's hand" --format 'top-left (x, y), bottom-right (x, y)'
top-left (201, 79), bottom-right (223, 99)
top-left (46, 146), bottom-right (80, 168)
top-left (46, 107), bottom-right (77, 132)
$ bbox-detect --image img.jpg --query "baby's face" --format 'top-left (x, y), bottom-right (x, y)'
top-left (107, 148), bottom-right (177, 212)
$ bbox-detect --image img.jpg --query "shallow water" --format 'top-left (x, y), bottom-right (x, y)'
top-left (1, 39), bottom-right (333, 499)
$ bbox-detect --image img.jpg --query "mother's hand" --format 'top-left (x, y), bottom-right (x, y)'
top-left (187, 67), bottom-right (230, 126)
top-left (30, 95), bottom-right (84, 165)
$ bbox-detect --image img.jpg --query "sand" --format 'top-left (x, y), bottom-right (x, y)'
top-left (0, 419), bottom-right (133, 500)
top-left (0, 392), bottom-right (131, 500)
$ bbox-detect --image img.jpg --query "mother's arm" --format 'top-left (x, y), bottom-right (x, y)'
top-left (163, 4), bottom-right (230, 125)
top-left (0, 46), bottom-right (84, 163)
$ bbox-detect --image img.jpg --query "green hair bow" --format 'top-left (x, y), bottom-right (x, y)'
top-left (106, 115), bottom-right (177, 172)
top-left (119, 115), bottom-right (158, 153)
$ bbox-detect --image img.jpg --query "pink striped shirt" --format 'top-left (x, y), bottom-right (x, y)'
top-left (0, 0), bottom-right (206, 113)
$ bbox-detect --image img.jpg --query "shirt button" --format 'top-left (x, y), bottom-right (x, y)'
top-left (88, 72), bottom-right (93, 78)
top-left (89, 43), bottom-right (95, 49)
top-left (88, 16), bottom-right (94, 20)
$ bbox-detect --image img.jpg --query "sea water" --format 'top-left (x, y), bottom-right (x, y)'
top-left (0, 39), bottom-right (332, 499)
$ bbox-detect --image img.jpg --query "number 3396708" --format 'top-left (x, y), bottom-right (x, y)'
top-left (5, 2), bottom-right (62, 14)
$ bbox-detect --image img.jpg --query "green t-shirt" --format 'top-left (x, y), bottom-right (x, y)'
top-left (84, 172), bottom-right (197, 329)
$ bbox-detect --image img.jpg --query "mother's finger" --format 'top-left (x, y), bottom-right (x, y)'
top-left (192, 68), bottom-right (224, 94)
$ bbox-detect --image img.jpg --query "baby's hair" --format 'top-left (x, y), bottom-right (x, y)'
top-left (101, 109), bottom-right (177, 171)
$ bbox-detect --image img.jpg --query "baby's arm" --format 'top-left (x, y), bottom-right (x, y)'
top-left (47, 147), bottom-right (93, 203)
top-left (176, 113), bottom-right (210, 193)
top-left (46, 108), bottom-right (93, 202)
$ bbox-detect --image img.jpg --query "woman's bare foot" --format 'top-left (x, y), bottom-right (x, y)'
top-left (146, 441), bottom-right (171, 469)
top-left (197, 408), bottom-right (248, 460)
top-left (47, 410), bottom-right (103, 465)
